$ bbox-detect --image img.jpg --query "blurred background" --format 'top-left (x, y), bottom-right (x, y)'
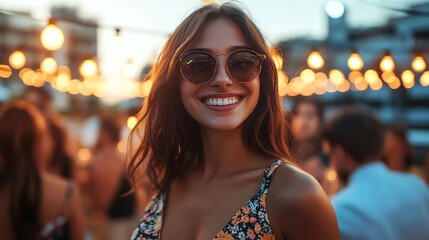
top-left (0, 0), bottom-right (428, 238)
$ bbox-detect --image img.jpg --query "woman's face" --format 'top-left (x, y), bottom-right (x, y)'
top-left (179, 18), bottom-right (260, 131)
top-left (291, 102), bottom-right (321, 142)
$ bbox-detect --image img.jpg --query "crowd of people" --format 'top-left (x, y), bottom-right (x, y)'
top-left (1, 2), bottom-right (429, 240)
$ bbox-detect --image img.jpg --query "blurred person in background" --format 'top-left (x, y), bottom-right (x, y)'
top-left (324, 108), bottom-right (429, 240)
top-left (290, 96), bottom-right (339, 195)
top-left (383, 124), bottom-right (414, 172)
top-left (0, 101), bottom-right (84, 240)
top-left (88, 116), bottom-right (136, 240)
top-left (23, 86), bottom-right (76, 180)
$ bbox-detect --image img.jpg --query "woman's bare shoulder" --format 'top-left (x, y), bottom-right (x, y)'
top-left (267, 162), bottom-right (340, 240)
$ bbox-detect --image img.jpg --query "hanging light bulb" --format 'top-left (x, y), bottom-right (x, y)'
top-left (41, 18), bottom-right (64, 51)
top-left (9, 50), bottom-right (26, 69)
top-left (420, 71), bottom-right (429, 87)
top-left (380, 53), bottom-right (395, 72)
top-left (411, 56), bottom-right (426, 73)
top-left (40, 57), bottom-right (57, 75)
top-left (307, 51), bottom-right (324, 70)
top-left (79, 59), bottom-right (98, 78)
top-left (347, 51), bottom-right (364, 71)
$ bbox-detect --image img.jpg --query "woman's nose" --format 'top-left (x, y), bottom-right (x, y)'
top-left (210, 55), bottom-right (233, 88)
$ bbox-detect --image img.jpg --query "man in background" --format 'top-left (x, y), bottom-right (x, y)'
top-left (323, 108), bottom-right (429, 240)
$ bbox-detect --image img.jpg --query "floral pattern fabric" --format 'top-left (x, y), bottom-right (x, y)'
top-left (131, 160), bottom-right (283, 240)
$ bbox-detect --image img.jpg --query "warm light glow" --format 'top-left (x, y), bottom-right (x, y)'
top-left (369, 80), bottom-right (383, 91)
top-left (127, 116), bottom-right (138, 130)
top-left (401, 70), bottom-right (414, 89)
top-left (68, 79), bottom-right (81, 95)
top-left (9, 50), bottom-right (26, 69)
top-left (348, 71), bottom-right (363, 83)
top-left (325, 0), bottom-right (345, 19)
top-left (420, 71), bottom-right (429, 87)
top-left (336, 80), bottom-right (350, 93)
top-left (301, 69), bottom-right (315, 84)
top-left (354, 77), bottom-right (368, 91)
top-left (78, 148), bottom-right (91, 162)
top-left (40, 57), bottom-right (57, 75)
top-left (313, 72), bottom-right (328, 87)
top-left (41, 19), bottom-right (64, 51)
top-left (22, 69), bottom-right (35, 85)
top-left (388, 77), bottom-right (401, 89)
top-left (0, 65), bottom-right (12, 78)
top-left (329, 69), bottom-right (345, 85)
top-left (33, 71), bottom-right (45, 87)
top-left (364, 69), bottom-right (380, 85)
top-left (19, 68), bottom-right (32, 79)
top-left (117, 140), bottom-right (127, 153)
top-left (380, 55), bottom-right (395, 72)
top-left (301, 84), bottom-right (315, 96)
top-left (289, 77), bottom-right (304, 94)
top-left (278, 71), bottom-right (289, 97)
top-left (56, 73), bottom-right (71, 91)
top-left (202, 0), bottom-right (214, 4)
top-left (314, 86), bottom-right (327, 95)
top-left (381, 71), bottom-right (396, 83)
top-left (327, 170), bottom-right (337, 181)
top-left (307, 51), bottom-right (324, 70)
top-left (140, 79), bottom-right (153, 98)
top-left (122, 60), bottom-right (138, 78)
top-left (347, 53), bottom-right (364, 71)
top-left (411, 56), bottom-right (426, 73)
top-left (79, 59), bottom-right (98, 78)
top-left (272, 50), bottom-right (284, 70)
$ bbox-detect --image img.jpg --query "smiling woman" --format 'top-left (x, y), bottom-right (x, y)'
top-left (127, 3), bottom-right (339, 240)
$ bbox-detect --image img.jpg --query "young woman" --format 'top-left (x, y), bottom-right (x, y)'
top-left (128, 3), bottom-right (339, 240)
top-left (0, 101), bottom-right (84, 240)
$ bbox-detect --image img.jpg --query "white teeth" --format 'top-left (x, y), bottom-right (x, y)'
top-left (205, 97), bottom-right (240, 106)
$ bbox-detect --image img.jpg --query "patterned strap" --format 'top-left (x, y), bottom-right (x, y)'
top-left (258, 160), bottom-right (283, 195)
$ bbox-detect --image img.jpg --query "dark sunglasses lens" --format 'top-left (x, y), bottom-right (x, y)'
top-left (228, 51), bottom-right (262, 82)
top-left (181, 52), bottom-right (216, 84)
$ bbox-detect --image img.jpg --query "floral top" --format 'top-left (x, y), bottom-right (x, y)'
top-left (131, 160), bottom-right (284, 240)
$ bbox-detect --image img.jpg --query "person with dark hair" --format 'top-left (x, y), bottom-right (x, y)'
top-left (290, 96), bottom-right (339, 195)
top-left (324, 108), bottom-right (429, 240)
top-left (89, 116), bottom-right (136, 240)
top-left (128, 3), bottom-right (339, 240)
top-left (0, 101), bottom-right (84, 240)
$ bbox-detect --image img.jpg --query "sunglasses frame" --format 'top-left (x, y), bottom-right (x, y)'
top-left (178, 48), bottom-right (267, 84)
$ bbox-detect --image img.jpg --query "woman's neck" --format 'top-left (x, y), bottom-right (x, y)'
top-left (199, 126), bottom-right (264, 181)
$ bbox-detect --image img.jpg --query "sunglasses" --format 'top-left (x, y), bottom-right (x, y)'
top-left (179, 48), bottom-right (267, 84)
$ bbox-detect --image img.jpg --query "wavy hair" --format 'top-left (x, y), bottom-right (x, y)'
top-left (0, 101), bottom-right (43, 239)
top-left (128, 3), bottom-right (294, 193)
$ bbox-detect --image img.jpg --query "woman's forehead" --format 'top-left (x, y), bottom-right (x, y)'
top-left (192, 18), bottom-right (249, 53)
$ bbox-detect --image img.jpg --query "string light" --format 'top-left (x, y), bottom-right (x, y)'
top-left (41, 18), bottom-right (64, 51)
top-left (9, 50), bottom-right (26, 69)
top-left (307, 51), bottom-right (324, 70)
top-left (411, 56), bottom-right (426, 73)
top-left (0, 65), bottom-right (12, 78)
top-left (301, 69), bottom-right (316, 84)
top-left (380, 53), bottom-right (395, 72)
top-left (401, 70), bottom-right (415, 89)
top-left (79, 59), bottom-right (98, 78)
top-left (40, 57), bottom-right (57, 75)
top-left (347, 52), bottom-right (364, 71)
top-left (127, 116), bottom-right (138, 130)
top-left (420, 71), bottom-right (429, 87)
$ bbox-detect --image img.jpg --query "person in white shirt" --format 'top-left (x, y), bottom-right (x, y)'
top-left (323, 108), bottom-right (429, 240)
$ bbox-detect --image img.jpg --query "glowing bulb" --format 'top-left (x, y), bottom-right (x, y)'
top-left (0, 65), bottom-right (12, 78)
top-left (41, 19), bottom-right (64, 51)
top-left (401, 70), bottom-right (414, 89)
top-left (380, 55), bottom-right (395, 72)
top-left (420, 71), bottom-right (429, 87)
top-left (122, 60), bottom-right (137, 78)
top-left (9, 50), bottom-right (26, 69)
top-left (329, 69), bottom-right (345, 85)
top-left (364, 69), bottom-right (379, 85)
top-left (347, 53), bottom-right (364, 71)
top-left (79, 59), bottom-right (98, 78)
top-left (300, 69), bottom-right (315, 84)
top-left (411, 56), bottom-right (426, 73)
top-left (278, 71), bottom-right (289, 97)
top-left (307, 51), bottom-right (324, 70)
top-left (127, 116), bottom-right (138, 130)
top-left (40, 57), bottom-right (57, 75)
top-left (325, 0), bottom-right (345, 19)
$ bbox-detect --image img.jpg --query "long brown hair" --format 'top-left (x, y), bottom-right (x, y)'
top-left (128, 3), bottom-right (294, 193)
top-left (0, 101), bottom-right (44, 239)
